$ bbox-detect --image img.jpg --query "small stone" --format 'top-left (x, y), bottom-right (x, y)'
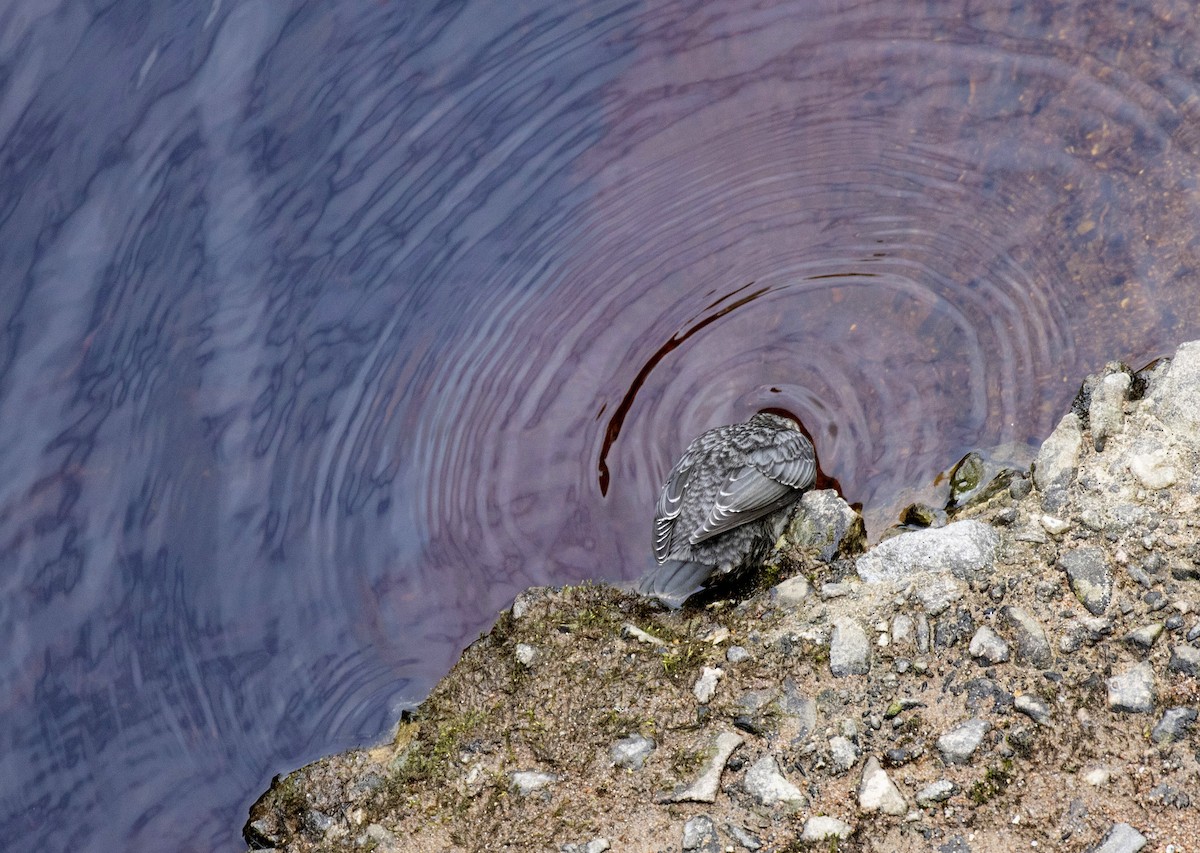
top-left (1090, 371), bottom-right (1131, 451)
top-left (916, 575), bottom-right (967, 617)
top-left (743, 755), bottom-right (805, 806)
top-left (1124, 623), bottom-right (1164, 652)
top-left (1040, 514), bottom-right (1072, 535)
top-left (1169, 644), bottom-right (1200, 676)
top-left (858, 756), bottom-right (907, 815)
top-left (1129, 451), bottom-right (1177, 490)
top-left (726, 645), bottom-right (751, 664)
top-left (515, 643), bottom-right (537, 667)
top-left (1151, 707), bottom-right (1197, 745)
top-left (1106, 662), bottom-right (1156, 713)
top-left (820, 582), bottom-right (852, 599)
top-left (658, 732), bottom-right (744, 803)
top-left (787, 489), bottom-right (866, 561)
top-left (1033, 412), bottom-right (1082, 510)
top-left (829, 736), bottom-right (858, 773)
top-left (937, 718), bottom-right (991, 764)
top-left (1059, 547), bottom-right (1113, 615)
top-left (681, 815), bottom-right (719, 852)
top-left (800, 816), bottom-right (852, 841)
top-left (693, 667), bottom-right (724, 703)
top-left (771, 575), bottom-right (811, 609)
top-left (1009, 476), bottom-right (1033, 499)
top-left (1088, 822), bottom-right (1147, 853)
top-left (510, 770), bottom-right (559, 796)
top-left (1014, 693), bottom-right (1052, 726)
top-left (856, 521), bottom-right (999, 583)
top-left (830, 617), bottom-right (870, 676)
top-left (561, 839), bottom-right (611, 853)
top-left (621, 623), bottom-right (667, 648)
top-left (724, 824), bottom-right (762, 851)
top-left (609, 734), bottom-right (655, 770)
top-left (968, 626), bottom-right (1010, 664)
top-left (1146, 341), bottom-right (1200, 436)
top-left (915, 779), bottom-right (956, 806)
top-left (1000, 606), bottom-right (1053, 667)
top-left (892, 614), bottom-right (914, 647)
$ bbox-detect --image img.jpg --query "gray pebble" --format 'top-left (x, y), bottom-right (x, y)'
top-left (1087, 821), bottom-right (1147, 853)
top-left (830, 617), bottom-right (870, 677)
top-left (800, 816), bottom-right (852, 841)
top-left (1014, 693), bottom-right (1052, 726)
top-left (1150, 707), bottom-right (1197, 745)
top-left (1034, 412), bottom-right (1082, 510)
top-left (915, 779), bottom-right (956, 806)
top-left (681, 815), bottom-right (719, 852)
top-left (726, 645), bottom-right (751, 664)
top-left (723, 823), bottom-right (762, 851)
top-left (510, 770), bottom-right (559, 796)
top-left (968, 626), bottom-right (1010, 664)
top-left (744, 754), bottom-right (804, 806)
top-left (609, 733), bottom-right (655, 771)
top-left (828, 735), bottom-right (858, 773)
top-left (1168, 644), bottom-right (1200, 676)
top-left (937, 718), bottom-right (991, 764)
top-left (858, 756), bottom-right (907, 815)
top-left (1059, 547), bottom-right (1113, 615)
top-left (1124, 623), bottom-right (1164, 652)
top-left (1106, 662), bottom-right (1157, 714)
top-left (1001, 606), bottom-right (1053, 667)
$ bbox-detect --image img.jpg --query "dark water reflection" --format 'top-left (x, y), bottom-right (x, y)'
top-left (3, 0), bottom-right (1200, 848)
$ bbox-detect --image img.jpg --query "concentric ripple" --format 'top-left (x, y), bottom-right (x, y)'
top-left (3, 0), bottom-right (1200, 849)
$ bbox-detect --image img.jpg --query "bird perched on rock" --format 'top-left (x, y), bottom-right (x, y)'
top-left (639, 412), bottom-right (816, 606)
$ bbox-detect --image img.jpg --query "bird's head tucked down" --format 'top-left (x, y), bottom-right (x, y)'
top-left (638, 412), bottom-right (816, 607)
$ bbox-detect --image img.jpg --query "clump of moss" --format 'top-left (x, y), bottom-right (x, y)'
top-left (969, 759), bottom-right (1015, 805)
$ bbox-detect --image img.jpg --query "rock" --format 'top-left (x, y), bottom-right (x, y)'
top-left (561, 838), bottom-right (610, 853)
top-left (915, 779), bottom-right (956, 806)
top-left (726, 645), bottom-right (751, 664)
top-left (743, 755), bottom-right (804, 806)
top-left (800, 816), bottom-right (852, 841)
top-left (968, 626), bottom-right (1010, 664)
top-left (1150, 707), bottom-right (1197, 745)
top-left (724, 823), bottom-right (762, 850)
top-left (856, 521), bottom-right (999, 584)
top-left (1106, 662), bottom-right (1156, 713)
top-left (1040, 514), bottom-right (1072, 535)
top-left (858, 756), bottom-right (907, 815)
top-left (681, 815), bottom-right (719, 852)
top-left (771, 575), bottom-right (811, 609)
top-left (1090, 371), bottom-right (1130, 451)
top-left (515, 643), bottom-right (537, 667)
top-left (1000, 606), bottom-right (1053, 667)
top-left (914, 575), bottom-right (966, 616)
top-left (829, 735), bottom-right (858, 773)
top-left (1128, 450), bottom-right (1177, 490)
top-left (1124, 623), bottom-right (1163, 652)
top-left (820, 582), bottom-right (852, 599)
top-left (658, 732), bottom-right (744, 803)
top-left (1033, 412), bottom-right (1083, 509)
top-left (364, 823), bottom-right (401, 853)
top-left (1014, 693), bottom-right (1052, 726)
top-left (609, 734), bottom-right (655, 770)
top-left (509, 771), bottom-right (559, 796)
top-left (830, 617), bottom-right (870, 676)
top-left (937, 718), bottom-right (991, 764)
top-left (693, 666), bottom-right (724, 703)
top-left (1059, 547), bottom-right (1113, 615)
top-left (786, 489), bottom-right (866, 561)
top-left (1088, 822), bottom-right (1147, 853)
top-left (891, 614), bottom-right (914, 647)
top-left (1167, 644), bottom-right (1200, 676)
top-left (1146, 340), bottom-right (1200, 438)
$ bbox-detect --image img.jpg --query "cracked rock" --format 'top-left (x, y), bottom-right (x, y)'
top-left (681, 816), bottom-right (719, 852)
top-left (1000, 606), bottom-right (1052, 667)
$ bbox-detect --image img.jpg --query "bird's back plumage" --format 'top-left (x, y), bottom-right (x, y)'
top-left (640, 412), bottom-right (815, 606)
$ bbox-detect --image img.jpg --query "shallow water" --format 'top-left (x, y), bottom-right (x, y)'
top-left (3, 0), bottom-right (1200, 848)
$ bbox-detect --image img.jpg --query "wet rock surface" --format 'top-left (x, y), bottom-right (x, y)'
top-left (244, 342), bottom-right (1200, 852)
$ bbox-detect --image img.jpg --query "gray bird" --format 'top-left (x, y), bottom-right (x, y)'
top-left (639, 412), bottom-right (816, 606)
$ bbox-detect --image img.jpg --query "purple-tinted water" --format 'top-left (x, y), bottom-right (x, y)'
top-left (3, 0), bottom-right (1200, 849)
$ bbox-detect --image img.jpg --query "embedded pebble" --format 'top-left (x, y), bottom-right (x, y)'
top-left (892, 614), bottom-right (914, 647)
top-left (681, 815), bottom-right (719, 852)
top-left (771, 575), bottom-right (811, 609)
top-left (830, 617), bottom-right (870, 677)
top-left (609, 734), bottom-right (655, 771)
top-left (509, 771), bottom-right (559, 796)
top-left (515, 643), bottom-right (537, 667)
top-left (561, 839), bottom-right (610, 853)
top-left (800, 816), bottom-right (852, 841)
top-left (937, 718), bottom-right (991, 764)
top-left (1059, 547), bottom-right (1113, 615)
top-left (1129, 451), bottom-right (1177, 491)
top-left (1088, 822), bottom-right (1147, 853)
top-left (828, 736), bottom-right (858, 773)
top-left (743, 755), bottom-right (804, 806)
top-left (1014, 693), bottom-right (1052, 726)
top-left (693, 667), bottom-right (724, 703)
top-left (1084, 766), bottom-right (1111, 787)
top-left (726, 645), bottom-right (751, 664)
top-left (856, 521), bottom-right (999, 583)
top-left (820, 582), bottom-right (852, 599)
top-left (1150, 707), bottom-right (1197, 745)
top-left (858, 756), bottom-right (907, 815)
top-left (1033, 412), bottom-right (1082, 509)
top-left (1090, 370), bottom-right (1130, 451)
top-left (915, 779), bottom-right (956, 806)
top-left (1106, 662), bottom-right (1156, 713)
top-left (1000, 606), bottom-right (1053, 667)
top-left (968, 626), bottom-right (1010, 664)
top-left (658, 732), bottom-right (743, 803)
top-left (724, 823), bottom-right (762, 851)
top-left (1167, 644), bottom-right (1200, 676)
top-left (1124, 623), bottom-right (1163, 652)
top-left (1040, 514), bottom-right (1072, 535)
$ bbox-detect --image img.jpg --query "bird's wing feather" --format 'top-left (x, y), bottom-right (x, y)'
top-left (653, 459), bottom-right (693, 563)
top-left (690, 431), bottom-right (815, 544)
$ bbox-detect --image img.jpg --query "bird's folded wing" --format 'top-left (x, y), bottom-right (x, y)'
top-left (653, 460), bottom-right (693, 563)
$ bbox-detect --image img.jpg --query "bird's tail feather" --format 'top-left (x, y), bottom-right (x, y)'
top-left (636, 560), bottom-right (713, 608)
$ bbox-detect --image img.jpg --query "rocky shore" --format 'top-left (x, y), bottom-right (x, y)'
top-left (244, 341), bottom-right (1200, 853)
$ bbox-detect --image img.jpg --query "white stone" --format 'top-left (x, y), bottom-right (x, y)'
top-left (856, 521), bottom-right (999, 584)
top-left (858, 756), bottom-right (907, 815)
top-left (509, 770), bottom-right (559, 795)
top-left (693, 666), bottom-right (724, 703)
top-left (744, 754), bottom-right (805, 806)
top-left (800, 816), bottom-right (852, 841)
top-left (659, 731), bottom-right (744, 803)
top-left (1039, 514), bottom-right (1072, 535)
top-left (514, 643), bottom-right (537, 667)
top-left (1128, 451), bottom-right (1177, 490)
top-left (830, 617), bottom-right (870, 676)
top-left (772, 575), bottom-right (811, 608)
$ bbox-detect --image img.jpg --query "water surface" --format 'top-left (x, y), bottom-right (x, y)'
top-left (3, 0), bottom-right (1200, 848)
